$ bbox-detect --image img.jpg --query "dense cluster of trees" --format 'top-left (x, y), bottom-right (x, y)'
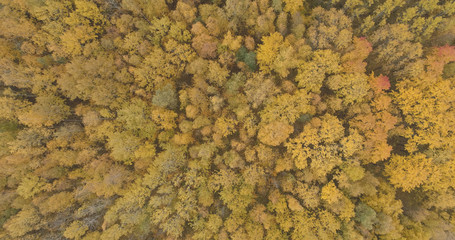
top-left (1, 0), bottom-right (455, 239)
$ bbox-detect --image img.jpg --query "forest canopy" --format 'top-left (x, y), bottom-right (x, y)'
top-left (1, 0), bottom-right (455, 239)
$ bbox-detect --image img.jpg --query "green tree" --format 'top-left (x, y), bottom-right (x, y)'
top-left (152, 84), bottom-right (178, 110)
top-left (355, 202), bottom-right (377, 230)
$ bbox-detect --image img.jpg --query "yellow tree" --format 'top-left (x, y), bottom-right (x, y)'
top-left (61, 0), bottom-right (106, 56)
top-left (260, 90), bottom-right (313, 125)
top-left (257, 121), bottom-right (294, 146)
top-left (286, 114), bottom-right (345, 179)
top-left (3, 207), bottom-right (41, 238)
top-left (18, 94), bottom-right (70, 127)
top-left (393, 46), bottom-right (455, 208)
top-left (257, 32), bottom-right (283, 73)
top-left (295, 49), bottom-right (341, 93)
top-left (282, 0), bottom-right (304, 14)
top-left (395, 46), bottom-right (455, 153)
top-left (121, 0), bottom-right (168, 20)
top-left (368, 24), bottom-right (423, 79)
top-left (64, 221), bottom-right (89, 240)
top-left (348, 74), bottom-right (397, 164)
top-left (385, 154), bottom-right (433, 192)
top-left (133, 40), bottom-right (196, 91)
top-left (257, 33), bottom-right (297, 77)
top-left (307, 7), bottom-right (353, 51)
top-left (326, 72), bottom-right (370, 105)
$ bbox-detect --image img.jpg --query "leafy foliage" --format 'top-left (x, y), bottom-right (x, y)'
top-left (0, 0), bottom-right (454, 239)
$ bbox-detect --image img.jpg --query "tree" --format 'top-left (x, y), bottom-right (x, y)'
top-left (258, 121), bottom-right (294, 146)
top-left (244, 73), bottom-right (278, 108)
top-left (152, 108), bottom-right (178, 131)
top-left (191, 22), bottom-right (218, 59)
top-left (290, 209), bottom-right (341, 239)
top-left (1, 0), bottom-right (455, 239)
top-left (121, 0), bottom-right (168, 20)
top-left (171, 1), bottom-right (197, 24)
top-left (347, 74), bottom-right (397, 164)
top-left (0, 120), bottom-right (19, 158)
top-left (3, 207), bottom-right (41, 238)
top-left (385, 154), bottom-right (433, 192)
top-left (326, 73), bottom-right (369, 105)
top-left (64, 220), bottom-right (89, 240)
top-left (224, 0), bottom-right (251, 32)
top-left (307, 7), bottom-right (353, 51)
top-left (39, 191), bottom-right (75, 215)
top-left (58, 54), bottom-right (127, 107)
top-left (61, 0), bottom-right (106, 56)
top-left (341, 37), bottom-right (373, 74)
top-left (295, 49), bottom-right (341, 93)
top-left (133, 40), bottom-right (196, 91)
top-left (392, 46), bottom-right (455, 199)
top-left (276, 12), bottom-right (288, 35)
top-left (340, 0), bottom-right (455, 42)
top-left (100, 224), bottom-right (129, 240)
top-left (83, 159), bottom-right (132, 197)
top-left (8, 128), bottom-right (51, 156)
top-left (286, 114), bottom-right (345, 178)
top-left (214, 116), bottom-right (238, 138)
top-left (107, 131), bottom-right (141, 164)
top-left (394, 46), bottom-right (455, 153)
top-left (236, 46), bottom-right (257, 71)
top-left (256, 33), bottom-right (298, 77)
top-left (321, 181), bottom-right (343, 205)
top-left (257, 32), bottom-right (283, 73)
top-left (152, 84), bottom-right (178, 110)
top-left (207, 61), bottom-right (230, 87)
top-left (355, 202), bottom-right (377, 230)
top-left (18, 94), bottom-right (70, 127)
top-left (260, 90), bottom-right (313, 125)
top-left (367, 24), bottom-right (423, 80)
top-left (0, 96), bottom-right (30, 121)
top-left (282, 0), bottom-right (304, 14)
top-left (16, 175), bottom-right (45, 199)
top-left (256, 8), bottom-right (277, 38)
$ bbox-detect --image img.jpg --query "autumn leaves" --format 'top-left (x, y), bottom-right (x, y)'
top-left (1, 0), bottom-right (455, 239)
